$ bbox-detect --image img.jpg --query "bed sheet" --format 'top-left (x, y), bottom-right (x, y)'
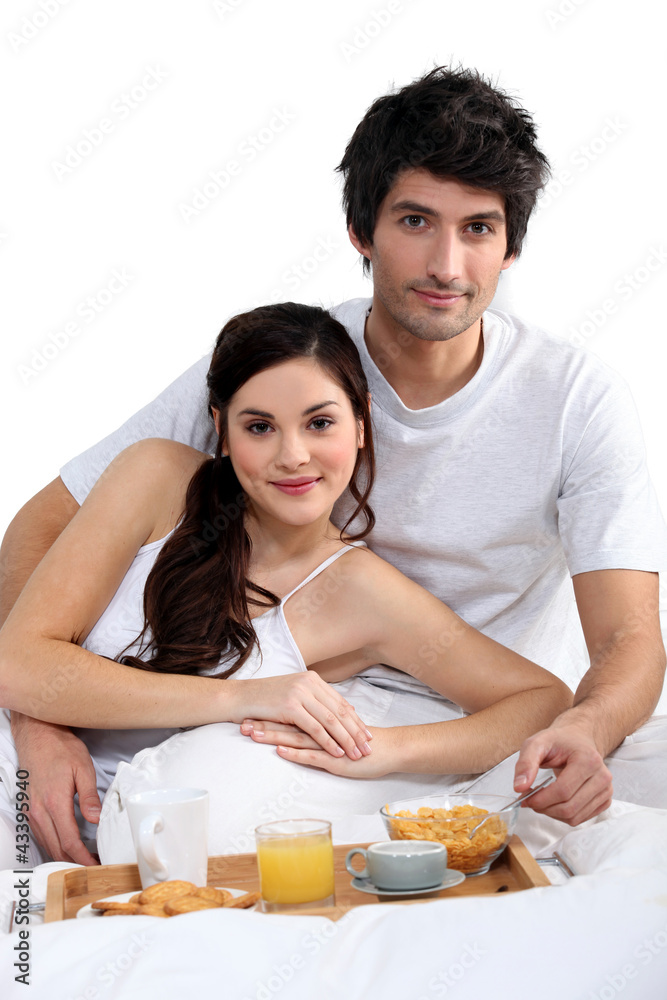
top-left (1, 803), bottom-right (666, 1000)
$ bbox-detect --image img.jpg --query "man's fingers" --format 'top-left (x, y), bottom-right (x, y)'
top-left (514, 735), bottom-right (560, 791)
top-left (74, 768), bottom-right (102, 825)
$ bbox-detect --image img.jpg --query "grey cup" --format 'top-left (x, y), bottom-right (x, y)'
top-left (345, 841), bottom-right (447, 890)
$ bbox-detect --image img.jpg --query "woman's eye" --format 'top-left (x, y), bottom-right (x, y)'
top-left (248, 421), bottom-right (271, 435)
top-left (309, 417), bottom-right (333, 431)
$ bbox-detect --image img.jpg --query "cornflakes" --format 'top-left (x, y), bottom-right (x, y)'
top-left (385, 804), bottom-right (508, 874)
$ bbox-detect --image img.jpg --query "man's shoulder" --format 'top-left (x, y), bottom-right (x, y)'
top-left (329, 298), bottom-right (372, 340)
top-left (487, 308), bottom-right (628, 394)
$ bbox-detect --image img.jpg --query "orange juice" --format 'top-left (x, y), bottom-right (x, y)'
top-left (257, 833), bottom-right (334, 904)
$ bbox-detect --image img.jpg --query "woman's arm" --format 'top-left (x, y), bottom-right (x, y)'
top-left (269, 549), bottom-right (573, 774)
top-left (0, 441), bottom-right (372, 759)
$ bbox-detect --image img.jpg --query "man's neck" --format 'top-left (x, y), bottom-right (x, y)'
top-left (363, 301), bottom-right (485, 410)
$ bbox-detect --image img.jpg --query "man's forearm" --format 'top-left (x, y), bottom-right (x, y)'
top-left (0, 477), bottom-right (79, 626)
top-left (568, 568), bottom-right (666, 757)
top-left (555, 631), bottom-right (665, 758)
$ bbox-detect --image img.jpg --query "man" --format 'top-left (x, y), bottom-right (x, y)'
top-left (1, 66), bottom-right (666, 866)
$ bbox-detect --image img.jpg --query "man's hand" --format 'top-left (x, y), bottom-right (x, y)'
top-left (513, 722), bottom-right (613, 825)
top-left (12, 715), bottom-right (101, 865)
top-left (240, 719), bottom-right (398, 778)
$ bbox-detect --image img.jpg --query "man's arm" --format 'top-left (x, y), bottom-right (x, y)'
top-left (0, 477), bottom-right (101, 864)
top-left (513, 569), bottom-right (666, 824)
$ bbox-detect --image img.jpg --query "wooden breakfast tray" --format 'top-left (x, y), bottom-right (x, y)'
top-left (45, 835), bottom-right (550, 923)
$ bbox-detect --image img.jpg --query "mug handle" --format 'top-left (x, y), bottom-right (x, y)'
top-left (138, 812), bottom-right (170, 881)
top-left (345, 848), bottom-right (369, 879)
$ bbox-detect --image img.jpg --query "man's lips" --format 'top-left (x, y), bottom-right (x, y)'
top-left (271, 477), bottom-right (321, 495)
top-left (412, 288), bottom-right (465, 306)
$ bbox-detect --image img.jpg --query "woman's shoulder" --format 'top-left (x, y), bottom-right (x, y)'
top-left (335, 543), bottom-right (417, 599)
top-left (84, 439), bottom-right (211, 541)
top-left (96, 439), bottom-right (209, 499)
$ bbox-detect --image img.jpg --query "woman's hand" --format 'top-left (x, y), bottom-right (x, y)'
top-left (227, 671), bottom-right (373, 761)
top-left (240, 718), bottom-right (399, 777)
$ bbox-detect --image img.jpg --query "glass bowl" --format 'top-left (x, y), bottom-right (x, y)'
top-left (380, 793), bottom-right (520, 876)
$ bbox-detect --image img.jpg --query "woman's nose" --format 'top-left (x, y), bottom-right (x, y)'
top-left (275, 432), bottom-right (309, 469)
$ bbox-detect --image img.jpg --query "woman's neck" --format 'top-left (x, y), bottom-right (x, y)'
top-left (244, 508), bottom-right (343, 578)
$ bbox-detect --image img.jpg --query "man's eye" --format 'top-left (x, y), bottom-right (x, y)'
top-left (248, 421), bottom-right (271, 434)
top-left (468, 222), bottom-right (490, 234)
top-left (404, 215), bottom-right (425, 228)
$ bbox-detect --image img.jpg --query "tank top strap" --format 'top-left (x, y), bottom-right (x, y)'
top-left (281, 541), bottom-right (366, 605)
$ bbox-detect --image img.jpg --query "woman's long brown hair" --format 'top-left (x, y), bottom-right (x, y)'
top-left (119, 302), bottom-right (375, 677)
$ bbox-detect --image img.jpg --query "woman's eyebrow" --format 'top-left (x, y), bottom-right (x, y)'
top-left (303, 400), bottom-right (340, 415)
top-left (236, 400), bottom-right (340, 419)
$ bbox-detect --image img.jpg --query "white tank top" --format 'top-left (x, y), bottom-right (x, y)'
top-left (74, 534), bottom-right (365, 794)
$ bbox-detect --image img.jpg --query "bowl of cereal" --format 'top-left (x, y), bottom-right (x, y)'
top-left (380, 794), bottom-right (520, 876)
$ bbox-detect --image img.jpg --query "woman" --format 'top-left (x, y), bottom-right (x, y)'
top-left (0, 303), bottom-right (571, 866)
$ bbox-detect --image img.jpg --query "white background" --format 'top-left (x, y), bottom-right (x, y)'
top-left (1, 0), bottom-right (665, 581)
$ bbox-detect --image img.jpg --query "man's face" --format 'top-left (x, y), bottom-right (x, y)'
top-left (351, 169), bottom-right (515, 342)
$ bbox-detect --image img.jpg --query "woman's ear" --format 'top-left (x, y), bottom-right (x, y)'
top-left (211, 407), bottom-right (227, 454)
top-left (357, 394), bottom-right (371, 448)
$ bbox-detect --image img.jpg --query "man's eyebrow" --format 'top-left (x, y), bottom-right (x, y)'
top-left (389, 200), bottom-right (506, 225)
top-left (236, 401), bottom-right (340, 419)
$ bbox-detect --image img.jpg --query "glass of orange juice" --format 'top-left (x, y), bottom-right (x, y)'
top-left (255, 819), bottom-right (335, 913)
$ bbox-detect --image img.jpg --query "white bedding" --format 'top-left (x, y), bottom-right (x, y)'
top-left (2, 803), bottom-right (667, 1000)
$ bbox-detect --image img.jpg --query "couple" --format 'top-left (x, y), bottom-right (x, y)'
top-left (1, 65), bottom-right (666, 866)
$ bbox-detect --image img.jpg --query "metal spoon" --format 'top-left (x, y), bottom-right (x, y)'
top-left (467, 774), bottom-right (556, 839)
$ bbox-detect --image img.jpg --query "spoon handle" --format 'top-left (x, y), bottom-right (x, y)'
top-left (467, 775), bottom-right (557, 840)
top-left (511, 773), bottom-right (556, 807)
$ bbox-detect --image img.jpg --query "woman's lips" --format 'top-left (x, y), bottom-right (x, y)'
top-left (271, 477), bottom-right (321, 496)
top-left (412, 288), bottom-right (464, 307)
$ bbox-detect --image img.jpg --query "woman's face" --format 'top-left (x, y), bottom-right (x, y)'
top-left (216, 358), bottom-right (364, 529)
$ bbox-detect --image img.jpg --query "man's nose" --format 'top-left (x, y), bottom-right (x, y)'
top-left (426, 231), bottom-right (464, 285)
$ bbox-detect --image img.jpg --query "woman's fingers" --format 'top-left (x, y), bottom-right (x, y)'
top-left (241, 720), bottom-right (321, 750)
top-left (288, 681), bottom-right (373, 759)
top-left (237, 672), bottom-right (372, 758)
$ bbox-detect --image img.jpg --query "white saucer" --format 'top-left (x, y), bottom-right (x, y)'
top-left (76, 886), bottom-right (247, 918)
top-left (350, 869), bottom-right (465, 898)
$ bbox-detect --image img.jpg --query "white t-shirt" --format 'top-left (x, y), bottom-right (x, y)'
top-left (61, 299), bottom-right (667, 690)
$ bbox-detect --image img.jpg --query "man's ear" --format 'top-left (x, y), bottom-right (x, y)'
top-left (348, 223), bottom-right (371, 262)
top-left (500, 252), bottom-right (516, 272)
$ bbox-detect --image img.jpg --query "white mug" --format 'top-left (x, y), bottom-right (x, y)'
top-left (125, 788), bottom-right (209, 889)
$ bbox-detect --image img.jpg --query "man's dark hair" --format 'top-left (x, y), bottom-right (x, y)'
top-left (337, 65), bottom-right (551, 273)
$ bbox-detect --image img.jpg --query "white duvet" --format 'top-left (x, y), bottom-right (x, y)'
top-left (2, 802), bottom-right (667, 1000)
